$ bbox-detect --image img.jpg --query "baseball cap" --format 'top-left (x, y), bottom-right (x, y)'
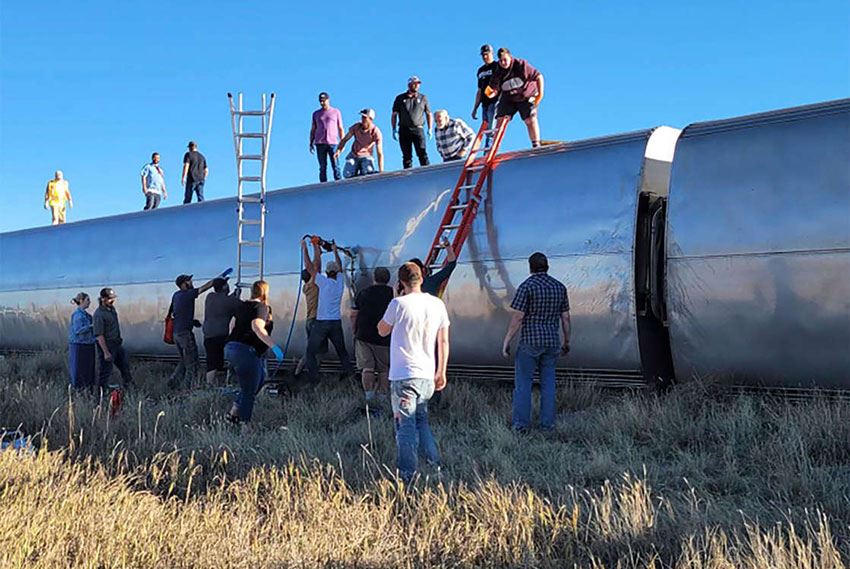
top-left (99, 287), bottom-right (117, 300)
top-left (212, 277), bottom-right (229, 290)
top-left (480, 44), bottom-right (493, 54)
top-left (318, 91), bottom-right (329, 101)
top-left (175, 274), bottom-right (193, 287)
top-left (360, 108), bottom-right (375, 120)
top-left (407, 75), bottom-right (421, 84)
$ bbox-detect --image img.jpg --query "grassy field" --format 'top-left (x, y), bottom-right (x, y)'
top-left (0, 351), bottom-right (848, 568)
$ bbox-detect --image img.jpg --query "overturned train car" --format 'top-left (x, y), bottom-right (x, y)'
top-left (1, 99), bottom-right (848, 389)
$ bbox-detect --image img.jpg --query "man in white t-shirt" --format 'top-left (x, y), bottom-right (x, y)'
top-left (378, 262), bottom-right (450, 482)
top-left (305, 238), bottom-right (355, 383)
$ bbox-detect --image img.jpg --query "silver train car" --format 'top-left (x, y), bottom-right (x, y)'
top-left (1, 99), bottom-right (848, 389)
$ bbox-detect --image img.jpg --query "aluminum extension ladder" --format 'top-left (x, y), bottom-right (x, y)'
top-left (422, 115), bottom-right (510, 296)
top-left (227, 92), bottom-right (276, 290)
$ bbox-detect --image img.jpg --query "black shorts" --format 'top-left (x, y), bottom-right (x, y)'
top-left (496, 98), bottom-right (537, 121)
top-left (204, 336), bottom-right (228, 371)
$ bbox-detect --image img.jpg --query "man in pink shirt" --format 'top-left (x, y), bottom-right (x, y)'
top-left (309, 92), bottom-right (345, 182)
top-left (334, 108), bottom-right (385, 178)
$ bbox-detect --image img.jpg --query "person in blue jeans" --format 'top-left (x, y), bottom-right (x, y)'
top-left (68, 292), bottom-right (96, 390)
top-left (502, 252), bottom-right (571, 432)
top-left (378, 262), bottom-right (450, 483)
top-left (309, 92), bottom-right (345, 182)
top-left (224, 280), bottom-right (283, 424)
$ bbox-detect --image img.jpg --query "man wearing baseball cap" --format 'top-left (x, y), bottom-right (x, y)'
top-left (182, 141), bottom-right (208, 203)
top-left (168, 269), bottom-right (231, 389)
top-left (472, 44), bottom-right (499, 147)
top-left (309, 92), bottom-right (345, 182)
top-left (334, 108), bottom-right (384, 178)
top-left (391, 76), bottom-right (432, 169)
top-left (93, 287), bottom-right (134, 389)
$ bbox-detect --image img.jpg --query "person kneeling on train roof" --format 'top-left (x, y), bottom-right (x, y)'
top-left (434, 110), bottom-right (475, 162)
top-left (168, 270), bottom-right (231, 390)
top-left (93, 288), bottom-right (134, 389)
top-left (334, 108), bottom-right (384, 178)
top-left (502, 252), bottom-right (570, 433)
top-left (350, 267), bottom-right (394, 416)
top-left (225, 280), bottom-right (283, 424)
top-left (68, 292), bottom-right (96, 391)
top-left (203, 277), bottom-right (240, 385)
top-left (304, 236), bottom-right (356, 383)
top-left (486, 47), bottom-right (544, 148)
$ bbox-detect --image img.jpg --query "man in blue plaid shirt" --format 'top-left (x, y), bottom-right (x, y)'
top-left (502, 252), bottom-right (571, 432)
top-left (434, 110), bottom-right (475, 162)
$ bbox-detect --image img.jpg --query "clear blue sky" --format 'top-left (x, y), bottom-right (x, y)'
top-left (1, 0), bottom-right (847, 232)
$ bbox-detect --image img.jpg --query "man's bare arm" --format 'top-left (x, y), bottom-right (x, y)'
top-left (502, 311), bottom-right (524, 356)
top-left (435, 326), bottom-right (450, 390)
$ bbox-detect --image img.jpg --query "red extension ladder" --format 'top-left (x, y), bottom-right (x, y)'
top-left (422, 116), bottom-right (510, 294)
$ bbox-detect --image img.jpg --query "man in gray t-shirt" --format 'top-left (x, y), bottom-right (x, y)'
top-left (93, 287), bottom-right (133, 388)
top-left (203, 278), bottom-right (241, 383)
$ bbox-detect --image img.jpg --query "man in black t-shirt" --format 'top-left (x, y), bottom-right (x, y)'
top-left (350, 266), bottom-right (394, 413)
top-left (472, 44), bottom-right (499, 147)
top-left (391, 76), bottom-right (432, 169)
top-left (182, 140), bottom-right (208, 204)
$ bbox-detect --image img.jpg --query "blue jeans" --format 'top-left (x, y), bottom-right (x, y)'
top-left (316, 143), bottom-right (341, 182)
top-left (184, 180), bottom-right (205, 203)
top-left (306, 319), bottom-right (354, 382)
top-left (512, 343), bottom-right (559, 430)
top-left (96, 341), bottom-right (133, 388)
top-left (391, 378), bottom-right (440, 481)
top-left (144, 192), bottom-right (161, 210)
top-left (69, 343), bottom-right (95, 390)
top-left (225, 341), bottom-right (266, 422)
top-left (482, 102), bottom-right (496, 147)
top-left (342, 153), bottom-right (376, 178)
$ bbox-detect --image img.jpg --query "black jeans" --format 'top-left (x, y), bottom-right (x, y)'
top-left (399, 126), bottom-right (429, 169)
top-left (184, 180), bottom-right (205, 203)
top-left (306, 319), bottom-right (354, 382)
top-left (169, 330), bottom-right (199, 389)
top-left (96, 341), bottom-right (133, 388)
top-left (143, 192), bottom-right (161, 210)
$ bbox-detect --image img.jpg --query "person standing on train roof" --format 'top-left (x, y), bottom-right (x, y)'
top-left (140, 152), bottom-right (167, 210)
top-left (310, 92), bottom-right (345, 182)
top-left (486, 47), bottom-right (545, 147)
top-left (378, 262), bottom-right (450, 483)
top-left (43, 170), bottom-right (73, 225)
top-left (182, 141), bottom-right (208, 203)
top-left (68, 292), bottom-right (96, 391)
top-left (93, 287), bottom-right (134, 389)
top-left (434, 110), bottom-right (476, 162)
top-left (168, 270), bottom-right (231, 390)
top-left (304, 237), bottom-right (356, 383)
top-left (472, 44), bottom-right (499, 147)
top-left (202, 277), bottom-right (241, 385)
top-left (391, 75), bottom-right (432, 169)
top-left (502, 252), bottom-right (571, 433)
top-left (335, 108), bottom-right (384, 178)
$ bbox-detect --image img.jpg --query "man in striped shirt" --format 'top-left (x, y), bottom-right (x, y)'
top-left (434, 110), bottom-right (475, 162)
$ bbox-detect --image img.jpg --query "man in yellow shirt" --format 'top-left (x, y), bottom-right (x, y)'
top-left (44, 170), bottom-right (73, 225)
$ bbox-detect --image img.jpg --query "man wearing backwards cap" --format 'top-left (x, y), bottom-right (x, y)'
top-left (168, 269), bottom-right (231, 390)
top-left (93, 287), bottom-right (133, 389)
top-left (391, 75), bottom-right (432, 169)
top-left (335, 108), bottom-right (384, 178)
top-left (309, 92), bottom-right (345, 182)
top-left (472, 44), bottom-right (499, 148)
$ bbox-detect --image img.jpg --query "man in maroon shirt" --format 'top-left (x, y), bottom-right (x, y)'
top-left (486, 47), bottom-right (545, 147)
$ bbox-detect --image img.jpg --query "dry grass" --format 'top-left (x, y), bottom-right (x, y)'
top-left (0, 351), bottom-right (848, 568)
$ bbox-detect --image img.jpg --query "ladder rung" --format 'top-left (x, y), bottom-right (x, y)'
top-left (240, 219), bottom-right (262, 225)
top-left (237, 133), bottom-right (265, 138)
top-left (467, 165), bottom-right (486, 172)
top-left (239, 241), bottom-right (262, 247)
top-left (238, 154), bottom-right (263, 161)
top-left (429, 264), bottom-right (443, 270)
top-left (442, 224), bottom-right (461, 230)
top-left (234, 110), bottom-right (266, 116)
top-left (239, 176), bottom-right (262, 182)
top-left (450, 203), bottom-right (469, 210)
top-left (238, 197), bottom-right (263, 203)
top-left (239, 261), bottom-right (261, 267)
top-left (435, 242), bottom-right (451, 249)
top-left (458, 184), bottom-right (477, 190)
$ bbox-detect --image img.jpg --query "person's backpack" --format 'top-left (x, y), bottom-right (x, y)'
top-left (163, 302), bottom-right (174, 344)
